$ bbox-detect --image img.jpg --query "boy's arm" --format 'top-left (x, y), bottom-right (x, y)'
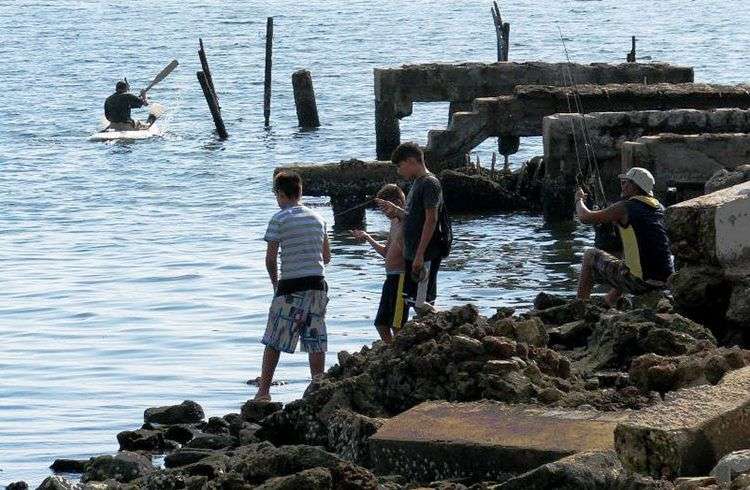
top-left (375, 198), bottom-right (405, 220)
top-left (413, 207), bottom-right (438, 272)
top-left (265, 241), bottom-right (279, 289)
top-left (323, 235), bottom-right (331, 265)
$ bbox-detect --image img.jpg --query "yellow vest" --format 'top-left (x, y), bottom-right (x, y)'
top-left (617, 196), bottom-right (661, 280)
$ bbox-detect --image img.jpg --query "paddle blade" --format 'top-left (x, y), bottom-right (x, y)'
top-left (143, 59), bottom-right (179, 93)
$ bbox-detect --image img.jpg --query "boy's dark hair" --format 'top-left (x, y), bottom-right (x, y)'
top-left (376, 184), bottom-right (405, 206)
top-left (391, 142), bottom-right (424, 165)
top-left (274, 171), bottom-right (302, 199)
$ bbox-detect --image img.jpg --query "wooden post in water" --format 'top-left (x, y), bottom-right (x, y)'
top-left (264, 17), bottom-right (274, 127)
top-left (627, 36), bottom-right (637, 62)
top-left (491, 2), bottom-right (510, 61)
top-left (292, 69), bottom-right (320, 128)
top-left (197, 71), bottom-right (228, 139)
top-left (491, 152), bottom-right (497, 178)
top-left (198, 38), bottom-right (216, 96)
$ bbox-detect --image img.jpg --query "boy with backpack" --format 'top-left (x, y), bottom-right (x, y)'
top-left (352, 184), bottom-right (407, 343)
top-left (376, 142), bottom-right (451, 314)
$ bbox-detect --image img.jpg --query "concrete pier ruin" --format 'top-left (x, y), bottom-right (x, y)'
top-left (622, 133), bottom-right (750, 202)
top-left (370, 401), bottom-right (627, 483)
top-left (374, 61), bottom-right (693, 160)
top-left (543, 107), bottom-right (750, 221)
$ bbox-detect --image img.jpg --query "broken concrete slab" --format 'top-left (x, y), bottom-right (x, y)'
top-left (369, 400), bottom-right (628, 483)
top-left (374, 61), bottom-right (693, 159)
top-left (614, 366), bottom-right (750, 478)
top-left (622, 133), bottom-right (750, 202)
top-left (666, 181), bottom-right (750, 267)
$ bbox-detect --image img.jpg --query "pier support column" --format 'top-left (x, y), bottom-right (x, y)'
top-left (448, 101), bottom-right (474, 124)
top-left (330, 193), bottom-right (366, 229)
top-left (375, 99), bottom-right (401, 161)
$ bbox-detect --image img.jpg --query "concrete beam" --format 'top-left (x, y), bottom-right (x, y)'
top-left (369, 401), bottom-right (627, 483)
top-left (374, 61), bottom-right (693, 159)
top-left (274, 159), bottom-right (401, 197)
top-left (615, 366), bottom-right (750, 478)
top-left (666, 181), bottom-right (750, 267)
top-left (622, 133), bottom-right (750, 202)
top-left (542, 108), bottom-right (750, 221)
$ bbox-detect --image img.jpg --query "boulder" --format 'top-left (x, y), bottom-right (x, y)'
top-left (50, 458), bottom-right (90, 473)
top-left (490, 450), bottom-right (666, 489)
top-left (674, 476), bottom-right (718, 489)
top-left (326, 409), bottom-right (384, 467)
top-left (548, 320), bottom-right (593, 348)
top-left (727, 281), bottom-right (750, 326)
top-left (116, 429), bottom-right (166, 452)
top-left (143, 400), bottom-right (204, 425)
top-left (670, 265), bottom-right (733, 326)
top-left (240, 400), bottom-right (283, 423)
top-left (254, 467), bottom-right (332, 490)
top-left (82, 452), bottom-right (154, 483)
top-left (533, 292), bottom-right (568, 311)
top-left (36, 476), bottom-right (76, 490)
top-left (185, 434), bottom-right (238, 450)
top-left (204, 416), bottom-right (231, 435)
top-left (163, 448), bottom-right (218, 468)
top-left (6, 483), bottom-right (28, 490)
top-left (711, 449), bottom-right (750, 483)
top-left (163, 424), bottom-right (202, 445)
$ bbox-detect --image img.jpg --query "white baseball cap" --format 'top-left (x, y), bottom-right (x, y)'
top-left (619, 167), bottom-right (655, 196)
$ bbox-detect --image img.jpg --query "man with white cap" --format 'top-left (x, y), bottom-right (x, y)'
top-left (575, 167), bottom-right (674, 307)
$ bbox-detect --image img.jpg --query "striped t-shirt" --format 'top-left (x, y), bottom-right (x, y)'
top-left (264, 205), bottom-right (327, 280)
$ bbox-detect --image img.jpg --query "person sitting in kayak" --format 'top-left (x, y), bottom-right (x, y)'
top-left (104, 80), bottom-right (155, 130)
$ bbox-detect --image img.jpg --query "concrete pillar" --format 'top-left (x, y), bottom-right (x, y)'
top-left (448, 101), bottom-right (474, 124)
top-left (375, 99), bottom-right (400, 161)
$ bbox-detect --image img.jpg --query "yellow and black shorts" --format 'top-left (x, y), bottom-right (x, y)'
top-left (375, 273), bottom-right (408, 330)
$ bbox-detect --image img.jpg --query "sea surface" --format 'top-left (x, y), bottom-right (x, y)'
top-left (2, 0), bottom-right (749, 485)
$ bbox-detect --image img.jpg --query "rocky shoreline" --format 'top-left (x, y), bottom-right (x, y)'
top-left (9, 288), bottom-right (750, 490)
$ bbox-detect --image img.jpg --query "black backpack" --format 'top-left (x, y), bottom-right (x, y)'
top-left (435, 203), bottom-right (453, 258)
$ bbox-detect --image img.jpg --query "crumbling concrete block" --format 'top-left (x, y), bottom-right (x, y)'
top-left (622, 133), bottom-right (750, 202)
top-left (369, 401), bottom-right (628, 483)
top-left (666, 181), bottom-right (750, 267)
top-left (614, 366), bottom-right (750, 478)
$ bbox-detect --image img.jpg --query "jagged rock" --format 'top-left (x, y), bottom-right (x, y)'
top-left (116, 428), bottom-right (166, 452)
top-left (670, 265), bottom-right (733, 327)
top-left (50, 458), bottom-right (89, 473)
top-left (185, 433), bottom-right (237, 450)
top-left (705, 165), bottom-right (750, 194)
top-left (177, 454), bottom-right (230, 479)
top-left (580, 309), bottom-right (715, 374)
top-left (82, 451), bottom-right (153, 483)
top-left (548, 320), bottom-right (593, 348)
top-left (6, 482), bottom-right (28, 490)
top-left (490, 450), bottom-right (667, 489)
top-left (711, 450), bottom-right (750, 483)
top-left (674, 476), bottom-right (718, 489)
top-left (533, 292), bottom-right (569, 311)
top-left (255, 467), bottom-right (332, 490)
top-left (204, 416), bottom-right (231, 435)
top-left (241, 400), bottom-right (283, 423)
top-left (143, 400), bottom-right (204, 425)
top-left (163, 448), bottom-right (218, 468)
top-left (238, 422), bottom-right (262, 445)
top-left (36, 476), bottom-right (76, 490)
top-left (163, 424), bottom-right (202, 445)
top-left (727, 281), bottom-right (750, 327)
top-left (233, 442), bottom-right (344, 484)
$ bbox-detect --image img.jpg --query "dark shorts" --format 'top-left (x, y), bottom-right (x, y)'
top-left (404, 257), bottom-right (441, 309)
top-left (375, 273), bottom-right (408, 330)
top-left (590, 248), bottom-right (666, 295)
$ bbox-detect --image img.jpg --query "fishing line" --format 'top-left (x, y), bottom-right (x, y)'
top-left (332, 198), bottom-right (375, 218)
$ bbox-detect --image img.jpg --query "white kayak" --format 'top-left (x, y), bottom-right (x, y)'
top-left (89, 124), bottom-right (161, 142)
top-left (89, 103), bottom-right (166, 142)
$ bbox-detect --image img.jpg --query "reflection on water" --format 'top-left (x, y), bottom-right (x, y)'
top-left (2, 0), bottom-right (749, 485)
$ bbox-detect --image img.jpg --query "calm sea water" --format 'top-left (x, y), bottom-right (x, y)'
top-left (2, 0), bottom-right (749, 484)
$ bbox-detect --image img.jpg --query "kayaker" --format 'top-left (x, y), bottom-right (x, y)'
top-left (104, 80), bottom-right (153, 130)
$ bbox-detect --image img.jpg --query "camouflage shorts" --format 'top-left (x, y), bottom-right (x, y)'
top-left (590, 248), bottom-right (665, 295)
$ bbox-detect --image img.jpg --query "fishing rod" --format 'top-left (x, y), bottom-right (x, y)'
top-left (556, 25), bottom-right (608, 209)
top-left (332, 197), bottom-right (375, 217)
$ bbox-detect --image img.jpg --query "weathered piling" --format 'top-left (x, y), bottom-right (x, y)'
top-left (292, 69), bottom-right (320, 128)
top-left (198, 38), bottom-right (216, 96)
top-left (197, 71), bottom-right (228, 139)
top-left (264, 17), bottom-right (274, 127)
top-left (627, 36), bottom-right (637, 63)
top-left (491, 2), bottom-right (509, 62)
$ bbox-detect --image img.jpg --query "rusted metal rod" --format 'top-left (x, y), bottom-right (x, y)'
top-left (263, 17), bottom-right (274, 127)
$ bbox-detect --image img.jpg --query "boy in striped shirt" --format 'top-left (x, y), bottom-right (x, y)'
top-left (255, 171), bottom-right (331, 401)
